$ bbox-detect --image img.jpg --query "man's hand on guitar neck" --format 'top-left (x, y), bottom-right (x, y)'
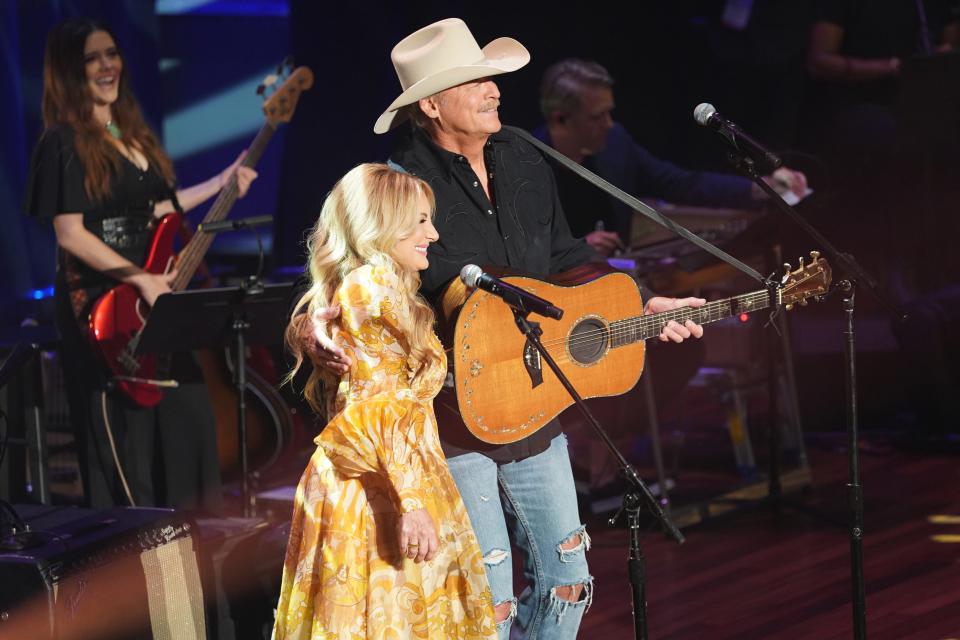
top-left (128, 269), bottom-right (178, 307)
top-left (643, 296), bottom-right (706, 343)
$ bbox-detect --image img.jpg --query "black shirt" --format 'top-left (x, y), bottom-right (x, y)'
top-left (23, 124), bottom-right (169, 304)
top-left (814, 0), bottom-right (960, 105)
top-left (533, 123), bottom-right (757, 242)
top-left (390, 126), bottom-right (597, 462)
top-left (23, 124), bottom-right (177, 387)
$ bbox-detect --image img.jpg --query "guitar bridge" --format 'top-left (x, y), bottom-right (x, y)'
top-left (523, 340), bottom-right (543, 388)
top-left (117, 348), bottom-right (140, 374)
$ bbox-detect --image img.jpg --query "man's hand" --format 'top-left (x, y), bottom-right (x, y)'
top-left (756, 166), bottom-right (809, 200)
top-left (585, 230), bottom-right (624, 257)
top-left (398, 508), bottom-right (439, 563)
top-left (643, 296), bottom-right (706, 343)
top-left (304, 306), bottom-right (351, 375)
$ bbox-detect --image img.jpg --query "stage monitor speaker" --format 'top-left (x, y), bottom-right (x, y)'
top-left (0, 504), bottom-right (206, 640)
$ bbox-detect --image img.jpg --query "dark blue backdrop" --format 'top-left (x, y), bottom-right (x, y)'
top-left (1, 1), bottom-right (814, 331)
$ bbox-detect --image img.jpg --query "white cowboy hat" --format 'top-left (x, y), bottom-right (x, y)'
top-left (373, 18), bottom-right (530, 134)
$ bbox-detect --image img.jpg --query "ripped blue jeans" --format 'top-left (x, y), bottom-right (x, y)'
top-left (447, 434), bottom-right (593, 639)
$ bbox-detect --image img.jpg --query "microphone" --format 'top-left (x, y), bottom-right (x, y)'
top-left (460, 265), bottom-right (563, 320)
top-left (199, 215), bottom-right (274, 234)
top-left (693, 103), bottom-right (782, 172)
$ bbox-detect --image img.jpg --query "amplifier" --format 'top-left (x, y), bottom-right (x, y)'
top-left (0, 504), bottom-right (205, 640)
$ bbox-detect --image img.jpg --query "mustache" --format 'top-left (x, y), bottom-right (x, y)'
top-left (479, 100), bottom-right (500, 112)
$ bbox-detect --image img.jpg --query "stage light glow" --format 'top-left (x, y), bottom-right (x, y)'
top-left (27, 286), bottom-right (55, 300)
top-left (163, 67), bottom-right (277, 160)
top-left (156, 0), bottom-right (289, 17)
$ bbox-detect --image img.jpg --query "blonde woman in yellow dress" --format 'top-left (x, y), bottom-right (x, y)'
top-left (273, 163), bottom-right (496, 639)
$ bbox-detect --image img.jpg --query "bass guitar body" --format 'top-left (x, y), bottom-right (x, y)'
top-left (87, 211), bottom-right (183, 408)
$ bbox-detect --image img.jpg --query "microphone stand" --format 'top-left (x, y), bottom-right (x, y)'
top-left (201, 216), bottom-right (271, 516)
top-left (233, 224), bottom-right (268, 517)
top-left (509, 306), bottom-right (684, 640)
top-left (725, 151), bottom-right (907, 640)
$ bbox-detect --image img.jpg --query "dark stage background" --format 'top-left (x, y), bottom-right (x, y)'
top-left (1, 0), bottom-right (814, 299)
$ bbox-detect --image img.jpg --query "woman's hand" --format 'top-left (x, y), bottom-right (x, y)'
top-left (397, 508), bottom-right (439, 563)
top-left (218, 151), bottom-right (258, 198)
top-left (130, 269), bottom-right (177, 307)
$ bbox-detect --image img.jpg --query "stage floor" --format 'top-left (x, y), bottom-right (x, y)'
top-left (577, 433), bottom-right (960, 639)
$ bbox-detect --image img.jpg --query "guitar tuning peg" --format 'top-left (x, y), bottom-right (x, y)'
top-left (799, 256), bottom-right (805, 269)
top-left (785, 303), bottom-right (794, 311)
top-left (800, 299), bottom-right (808, 306)
top-left (783, 262), bottom-right (792, 273)
top-left (810, 250), bottom-right (820, 261)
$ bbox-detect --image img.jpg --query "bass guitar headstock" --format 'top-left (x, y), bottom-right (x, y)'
top-left (258, 57), bottom-right (314, 126)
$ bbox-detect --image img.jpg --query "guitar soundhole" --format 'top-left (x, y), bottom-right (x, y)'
top-left (568, 318), bottom-right (608, 366)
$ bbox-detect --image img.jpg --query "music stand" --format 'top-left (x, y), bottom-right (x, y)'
top-left (135, 282), bottom-right (293, 516)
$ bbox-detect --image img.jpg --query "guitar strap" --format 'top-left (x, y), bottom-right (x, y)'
top-left (503, 125), bottom-right (767, 285)
top-left (167, 183), bottom-right (185, 216)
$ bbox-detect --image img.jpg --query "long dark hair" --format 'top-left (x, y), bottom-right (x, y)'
top-left (41, 18), bottom-right (175, 201)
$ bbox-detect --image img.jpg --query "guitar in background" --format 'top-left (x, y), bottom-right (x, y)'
top-left (88, 62), bottom-right (314, 408)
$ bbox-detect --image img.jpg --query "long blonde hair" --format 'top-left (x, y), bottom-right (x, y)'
top-left (285, 163), bottom-right (441, 413)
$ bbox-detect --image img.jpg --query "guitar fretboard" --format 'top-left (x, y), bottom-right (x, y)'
top-left (170, 122), bottom-right (277, 291)
top-left (609, 289), bottom-right (776, 347)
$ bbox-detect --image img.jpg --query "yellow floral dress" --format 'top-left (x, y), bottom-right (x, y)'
top-left (272, 263), bottom-right (496, 640)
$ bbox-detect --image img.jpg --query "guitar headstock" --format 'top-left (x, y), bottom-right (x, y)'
top-left (781, 251), bottom-right (832, 310)
top-left (258, 57), bottom-right (314, 126)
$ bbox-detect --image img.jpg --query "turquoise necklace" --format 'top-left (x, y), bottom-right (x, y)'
top-left (105, 119), bottom-right (121, 140)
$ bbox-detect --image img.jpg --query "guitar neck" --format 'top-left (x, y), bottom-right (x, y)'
top-left (170, 122), bottom-right (277, 291)
top-left (610, 288), bottom-right (779, 346)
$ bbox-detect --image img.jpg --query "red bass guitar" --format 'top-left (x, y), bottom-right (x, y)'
top-left (88, 64), bottom-right (313, 407)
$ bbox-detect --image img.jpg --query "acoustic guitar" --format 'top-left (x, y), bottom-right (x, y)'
top-left (87, 64), bottom-right (313, 407)
top-left (438, 252), bottom-right (832, 444)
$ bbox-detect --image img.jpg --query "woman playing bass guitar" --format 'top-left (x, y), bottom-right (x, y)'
top-left (23, 18), bottom-right (256, 511)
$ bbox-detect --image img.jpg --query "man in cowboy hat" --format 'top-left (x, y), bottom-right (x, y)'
top-left (321, 18), bottom-right (704, 639)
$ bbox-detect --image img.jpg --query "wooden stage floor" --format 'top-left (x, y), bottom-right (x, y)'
top-left (575, 434), bottom-right (960, 639)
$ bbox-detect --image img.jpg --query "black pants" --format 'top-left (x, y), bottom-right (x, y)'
top-left (75, 381), bottom-right (223, 511)
top-left (59, 338), bottom-right (223, 511)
